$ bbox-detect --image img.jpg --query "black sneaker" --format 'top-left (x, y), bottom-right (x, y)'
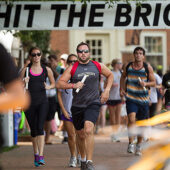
top-left (62, 137), bottom-right (68, 144)
top-left (81, 161), bottom-right (86, 170)
top-left (86, 161), bottom-right (95, 170)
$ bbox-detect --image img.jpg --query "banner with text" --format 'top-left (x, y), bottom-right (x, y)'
top-left (0, 1), bottom-right (170, 30)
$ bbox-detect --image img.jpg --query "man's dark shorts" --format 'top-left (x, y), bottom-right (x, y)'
top-left (126, 100), bottom-right (149, 120)
top-left (71, 103), bottom-right (101, 130)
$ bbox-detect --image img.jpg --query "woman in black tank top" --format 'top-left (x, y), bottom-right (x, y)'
top-left (20, 47), bottom-right (55, 167)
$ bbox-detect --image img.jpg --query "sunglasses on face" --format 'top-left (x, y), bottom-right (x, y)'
top-left (77, 49), bottom-right (89, 53)
top-left (68, 60), bottom-right (77, 64)
top-left (31, 52), bottom-right (41, 57)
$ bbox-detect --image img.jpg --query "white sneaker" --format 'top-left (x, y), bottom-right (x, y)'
top-left (69, 157), bottom-right (77, 167)
top-left (135, 144), bottom-right (142, 156)
top-left (111, 135), bottom-right (120, 142)
top-left (127, 143), bottom-right (135, 153)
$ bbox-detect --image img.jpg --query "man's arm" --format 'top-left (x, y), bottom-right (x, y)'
top-left (100, 63), bottom-right (113, 104)
top-left (140, 64), bottom-right (156, 88)
top-left (56, 65), bottom-right (84, 90)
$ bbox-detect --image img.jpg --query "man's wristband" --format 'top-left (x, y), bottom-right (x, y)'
top-left (72, 83), bottom-right (74, 89)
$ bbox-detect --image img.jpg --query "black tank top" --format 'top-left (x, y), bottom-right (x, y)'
top-left (28, 64), bottom-right (47, 105)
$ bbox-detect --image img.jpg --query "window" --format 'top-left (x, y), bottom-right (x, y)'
top-left (145, 37), bottom-right (162, 53)
top-left (86, 39), bottom-right (102, 62)
top-left (144, 36), bottom-right (163, 69)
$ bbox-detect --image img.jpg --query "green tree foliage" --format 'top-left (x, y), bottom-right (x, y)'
top-left (14, 31), bottom-right (51, 55)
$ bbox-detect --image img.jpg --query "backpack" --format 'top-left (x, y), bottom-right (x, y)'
top-left (70, 60), bottom-right (101, 77)
top-left (126, 62), bottom-right (149, 81)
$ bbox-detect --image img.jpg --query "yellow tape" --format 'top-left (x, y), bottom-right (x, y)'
top-left (136, 111), bottom-right (170, 126)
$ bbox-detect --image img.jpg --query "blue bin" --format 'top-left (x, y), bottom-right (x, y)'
top-left (14, 112), bottom-right (21, 145)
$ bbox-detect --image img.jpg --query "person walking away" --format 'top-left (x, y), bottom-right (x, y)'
top-left (56, 42), bottom-right (113, 170)
top-left (20, 47), bottom-right (55, 167)
top-left (120, 47), bottom-right (155, 156)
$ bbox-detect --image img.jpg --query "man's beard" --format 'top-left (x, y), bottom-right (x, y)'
top-left (78, 56), bottom-right (90, 63)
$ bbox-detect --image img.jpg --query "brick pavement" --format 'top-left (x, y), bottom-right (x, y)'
top-left (0, 126), bottom-right (140, 170)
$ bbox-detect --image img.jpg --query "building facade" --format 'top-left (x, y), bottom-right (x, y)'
top-left (50, 29), bottom-right (170, 73)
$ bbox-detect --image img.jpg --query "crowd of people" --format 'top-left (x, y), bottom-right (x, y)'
top-left (0, 42), bottom-right (170, 170)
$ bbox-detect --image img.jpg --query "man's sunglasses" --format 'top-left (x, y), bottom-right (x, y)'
top-left (31, 52), bottom-right (41, 57)
top-left (68, 60), bottom-right (77, 64)
top-left (77, 49), bottom-right (89, 53)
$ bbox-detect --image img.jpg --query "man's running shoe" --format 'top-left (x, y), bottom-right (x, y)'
top-left (69, 156), bottom-right (77, 167)
top-left (127, 143), bottom-right (135, 153)
top-left (135, 144), bottom-right (142, 156)
top-left (39, 156), bottom-right (45, 165)
top-left (34, 154), bottom-right (40, 167)
top-left (86, 161), bottom-right (95, 170)
top-left (81, 161), bottom-right (87, 170)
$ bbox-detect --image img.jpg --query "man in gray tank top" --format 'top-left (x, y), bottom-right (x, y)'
top-left (56, 42), bottom-right (113, 170)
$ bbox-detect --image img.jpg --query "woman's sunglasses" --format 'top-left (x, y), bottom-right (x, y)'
top-left (31, 52), bottom-right (41, 57)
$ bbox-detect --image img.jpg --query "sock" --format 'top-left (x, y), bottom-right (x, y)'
top-left (71, 156), bottom-right (76, 160)
top-left (87, 160), bottom-right (93, 163)
top-left (81, 157), bottom-right (86, 162)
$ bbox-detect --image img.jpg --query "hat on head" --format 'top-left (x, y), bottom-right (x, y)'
top-left (60, 54), bottom-right (68, 60)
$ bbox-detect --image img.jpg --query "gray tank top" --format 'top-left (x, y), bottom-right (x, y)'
top-left (71, 61), bottom-right (100, 107)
